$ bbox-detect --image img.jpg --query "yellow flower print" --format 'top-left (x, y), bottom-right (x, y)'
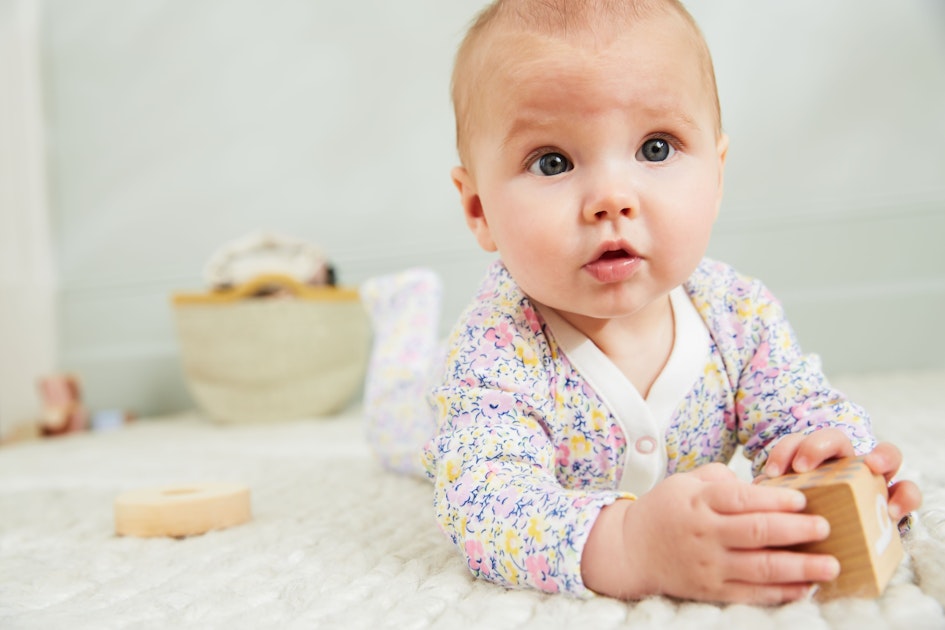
top-left (504, 560), bottom-right (520, 584)
top-left (736, 300), bottom-right (753, 320)
top-left (527, 517), bottom-right (545, 544)
top-left (445, 457), bottom-right (461, 483)
top-left (515, 341), bottom-right (538, 366)
top-left (504, 529), bottom-right (522, 556)
top-left (569, 434), bottom-right (590, 456)
top-left (676, 450), bottom-right (698, 472)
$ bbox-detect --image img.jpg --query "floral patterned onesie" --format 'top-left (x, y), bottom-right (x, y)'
top-left (414, 258), bottom-right (875, 597)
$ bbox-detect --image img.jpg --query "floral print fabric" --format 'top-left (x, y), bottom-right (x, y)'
top-left (421, 258), bottom-right (875, 597)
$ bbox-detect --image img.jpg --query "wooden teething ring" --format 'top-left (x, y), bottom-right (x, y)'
top-left (115, 483), bottom-right (251, 538)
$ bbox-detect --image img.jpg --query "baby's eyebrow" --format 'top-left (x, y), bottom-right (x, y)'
top-left (499, 103), bottom-right (702, 150)
top-left (627, 100), bottom-right (703, 132)
top-left (500, 113), bottom-right (557, 149)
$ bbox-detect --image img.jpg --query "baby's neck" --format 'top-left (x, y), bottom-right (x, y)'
top-left (559, 295), bottom-right (675, 399)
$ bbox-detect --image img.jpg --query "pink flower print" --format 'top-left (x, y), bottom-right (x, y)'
top-left (790, 399), bottom-right (812, 422)
top-left (453, 412), bottom-right (475, 430)
top-left (748, 341), bottom-right (780, 379)
top-left (596, 448), bottom-right (612, 474)
top-left (479, 391), bottom-right (514, 419)
top-left (572, 496), bottom-right (593, 509)
top-left (607, 424), bottom-right (627, 450)
top-left (467, 305), bottom-right (491, 326)
top-left (699, 423), bottom-right (722, 454)
top-left (484, 322), bottom-right (513, 348)
top-left (556, 444), bottom-right (571, 469)
top-left (446, 472), bottom-right (473, 505)
top-left (493, 487), bottom-right (518, 519)
top-left (730, 277), bottom-right (751, 298)
top-left (525, 555), bottom-right (559, 593)
top-left (471, 343), bottom-right (500, 370)
top-left (522, 305), bottom-right (542, 334)
top-left (465, 539), bottom-right (489, 576)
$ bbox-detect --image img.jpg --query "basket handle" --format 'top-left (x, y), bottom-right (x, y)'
top-left (172, 274), bottom-right (359, 305)
top-left (226, 274), bottom-right (310, 299)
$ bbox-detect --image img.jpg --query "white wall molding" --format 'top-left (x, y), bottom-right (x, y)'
top-left (0, 0), bottom-right (57, 438)
top-left (718, 191), bottom-right (945, 231)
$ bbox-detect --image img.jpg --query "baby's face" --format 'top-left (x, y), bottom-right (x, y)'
top-left (455, 10), bottom-right (727, 332)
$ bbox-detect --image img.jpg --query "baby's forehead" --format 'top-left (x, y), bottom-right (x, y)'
top-left (453, 3), bottom-right (721, 162)
top-left (481, 22), bottom-right (710, 108)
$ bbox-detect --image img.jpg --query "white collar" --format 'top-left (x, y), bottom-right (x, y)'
top-left (536, 286), bottom-right (711, 494)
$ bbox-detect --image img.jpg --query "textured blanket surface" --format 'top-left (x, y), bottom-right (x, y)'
top-left (1, 371), bottom-right (944, 629)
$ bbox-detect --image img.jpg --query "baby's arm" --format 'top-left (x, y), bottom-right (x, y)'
top-left (581, 463), bottom-right (839, 604)
top-left (428, 391), bottom-right (627, 595)
top-left (729, 277), bottom-right (875, 471)
top-left (723, 276), bottom-right (921, 518)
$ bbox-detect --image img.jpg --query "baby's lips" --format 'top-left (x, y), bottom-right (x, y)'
top-left (587, 239), bottom-right (640, 264)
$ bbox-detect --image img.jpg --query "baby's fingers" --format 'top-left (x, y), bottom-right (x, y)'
top-left (764, 433), bottom-right (806, 478)
top-left (720, 512), bottom-right (830, 549)
top-left (727, 549), bottom-right (840, 591)
top-left (864, 442), bottom-right (903, 481)
top-left (705, 481), bottom-right (807, 515)
top-left (703, 550), bottom-right (841, 604)
top-left (791, 428), bottom-right (856, 472)
top-left (766, 428), bottom-right (855, 477)
top-left (888, 480), bottom-right (922, 521)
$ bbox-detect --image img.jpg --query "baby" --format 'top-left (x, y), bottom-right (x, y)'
top-left (361, 0), bottom-right (922, 604)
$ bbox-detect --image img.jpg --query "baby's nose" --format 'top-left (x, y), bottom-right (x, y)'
top-left (581, 171), bottom-right (640, 222)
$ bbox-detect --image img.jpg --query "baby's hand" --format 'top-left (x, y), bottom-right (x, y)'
top-left (582, 463), bottom-right (839, 604)
top-left (761, 427), bottom-right (855, 478)
top-left (762, 428), bottom-right (922, 521)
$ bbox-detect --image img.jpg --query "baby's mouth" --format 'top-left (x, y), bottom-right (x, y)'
top-left (584, 243), bottom-right (642, 283)
top-left (596, 249), bottom-right (633, 261)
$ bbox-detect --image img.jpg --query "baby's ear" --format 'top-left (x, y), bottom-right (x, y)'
top-left (713, 133), bottom-right (730, 220)
top-left (451, 166), bottom-right (497, 253)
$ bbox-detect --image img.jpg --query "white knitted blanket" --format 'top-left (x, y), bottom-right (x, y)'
top-left (1, 371), bottom-right (944, 629)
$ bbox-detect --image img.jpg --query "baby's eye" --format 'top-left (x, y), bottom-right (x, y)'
top-left (527, 152), bottom-right (573, 176)
top-left (636, 138), bottom-right (675, 162)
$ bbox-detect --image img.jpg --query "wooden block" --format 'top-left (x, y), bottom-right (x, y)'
top-left (760, 456), bottom-right (902, 600)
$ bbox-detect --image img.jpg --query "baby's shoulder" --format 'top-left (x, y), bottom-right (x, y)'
top-left (451, 261), bottom-right (546, 344)
top-left (685, 258), bottom-right (777, 314)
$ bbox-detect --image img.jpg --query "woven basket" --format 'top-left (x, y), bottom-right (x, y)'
top-left (171, 274), bottom-right (370, 424)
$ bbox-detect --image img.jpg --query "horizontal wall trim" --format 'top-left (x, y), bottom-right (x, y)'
top-left (55, 192), bottom-right (943, 296)
top-left (63, 286), bottom-right (945, 417)
top-left (57, 248), bottom-right (492, 298)
top-left (62, 277), bottom-right (944, 362)
top-left (779, 277), bottom-right (945, 304)
top-left (62, 342), bottom-right (180, 365)
top-left (718, 191), bottom-right (943, 231)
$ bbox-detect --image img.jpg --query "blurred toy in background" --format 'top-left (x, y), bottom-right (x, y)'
top-left (203, 232), bottom-right (336, 297)
top-left (32, 375), bottom-right (133, 438)
top-left (91, 408), bottom-right (135, 432)
top-left (37, 374), bottom-right (89, 436)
